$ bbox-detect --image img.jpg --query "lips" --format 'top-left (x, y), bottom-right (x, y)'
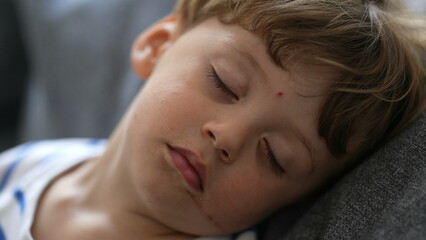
top-left (167, 145), bottom-right (206, 192)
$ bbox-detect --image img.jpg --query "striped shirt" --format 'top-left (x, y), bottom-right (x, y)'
top-left (0, 139), bottom-right (106, 240)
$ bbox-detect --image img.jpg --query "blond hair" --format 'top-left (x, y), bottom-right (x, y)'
top-left (174, 0), bottom-right (426, 158)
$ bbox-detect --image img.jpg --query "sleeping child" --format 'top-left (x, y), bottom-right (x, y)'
top-left (1, 0), bottom-right (425, 239)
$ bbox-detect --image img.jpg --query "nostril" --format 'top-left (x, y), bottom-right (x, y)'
top-left (208, 130), bottom-right (216, 140)
top-left (221, 150), bottom-right (230, 161)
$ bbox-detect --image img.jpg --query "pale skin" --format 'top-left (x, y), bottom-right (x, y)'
top-left (31, 15), bottom-right (349, 239)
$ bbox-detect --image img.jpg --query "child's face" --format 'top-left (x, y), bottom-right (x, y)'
top-left (122, 17), bottom-right (347, 235)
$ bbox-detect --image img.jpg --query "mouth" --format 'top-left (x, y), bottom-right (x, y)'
top-left (167, 144), bottom-right (206, 192)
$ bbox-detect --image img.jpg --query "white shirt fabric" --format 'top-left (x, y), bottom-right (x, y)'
top-left (0, 139), bottom-right (106, 240)
top-left (0, 139), bottom-right (256, 240)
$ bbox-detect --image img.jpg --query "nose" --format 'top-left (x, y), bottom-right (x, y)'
top-left (202, 120), bottom-right (248, 164)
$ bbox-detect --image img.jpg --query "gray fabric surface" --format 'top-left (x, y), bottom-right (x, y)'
top-left (15, 0), bottom-right (175, 142)
top-left (261, 111), bottom-right (426, 239)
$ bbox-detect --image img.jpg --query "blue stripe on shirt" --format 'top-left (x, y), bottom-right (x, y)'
top-left (0, 224), bottom-right (7, 240)
top-left (88, 138), bottom-right (104, 146)
top-left (0, 142), bottom-right (34, 192)
top-left (14, 188), bottom-right (26, 214)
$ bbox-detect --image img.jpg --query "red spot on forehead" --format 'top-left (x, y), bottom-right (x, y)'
top-left (276, 92), bottom-right (284, 97)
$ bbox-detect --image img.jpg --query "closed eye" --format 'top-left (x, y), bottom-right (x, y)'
top-left (206, 66), bottom-right (239, 101)
top-left (262, 139), bottom-right (285, 178)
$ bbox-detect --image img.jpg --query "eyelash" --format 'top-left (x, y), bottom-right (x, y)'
top-left (206, 67), bottom-right (239, 101)
top-left (262, 139), bottom-right (285, 177)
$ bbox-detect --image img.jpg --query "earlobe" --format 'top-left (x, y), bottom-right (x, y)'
top-left (131, 15), bottom-right (178, 79)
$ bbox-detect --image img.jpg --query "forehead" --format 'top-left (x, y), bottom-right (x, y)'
top-left (180, 17), bottom-right (334, 95)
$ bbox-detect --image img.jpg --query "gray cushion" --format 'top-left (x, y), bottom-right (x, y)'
top-left (260, 110), bottom-right (426, 239)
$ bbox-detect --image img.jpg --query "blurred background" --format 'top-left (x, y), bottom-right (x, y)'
top-left (0, 0), bottom-right (175, 151)
top-left (0, 0), bottom-right (424, 152)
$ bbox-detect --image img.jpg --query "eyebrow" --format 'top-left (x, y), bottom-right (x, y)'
top-left (226, 43), bottom-right (264, 78)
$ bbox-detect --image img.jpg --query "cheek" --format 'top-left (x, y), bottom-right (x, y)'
top-left (131, 160), bottom-right (220, 235)
top-left (201, 169), bottom-right (285, 233)
top-left (138, 78), bottom-right (207, 129)
top-left (122, 78), bottom-right (226, 235)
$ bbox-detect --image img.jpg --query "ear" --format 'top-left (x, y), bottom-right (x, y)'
top-left (131, 15), bottom-right (178, 79)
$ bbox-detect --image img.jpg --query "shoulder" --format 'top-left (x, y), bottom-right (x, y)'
top-left (0, 138), bottom-right (106, 163)
top-left (0, 138), bottom-right (106, 191)
top-left (0, 138), bottom-right (107, 239)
